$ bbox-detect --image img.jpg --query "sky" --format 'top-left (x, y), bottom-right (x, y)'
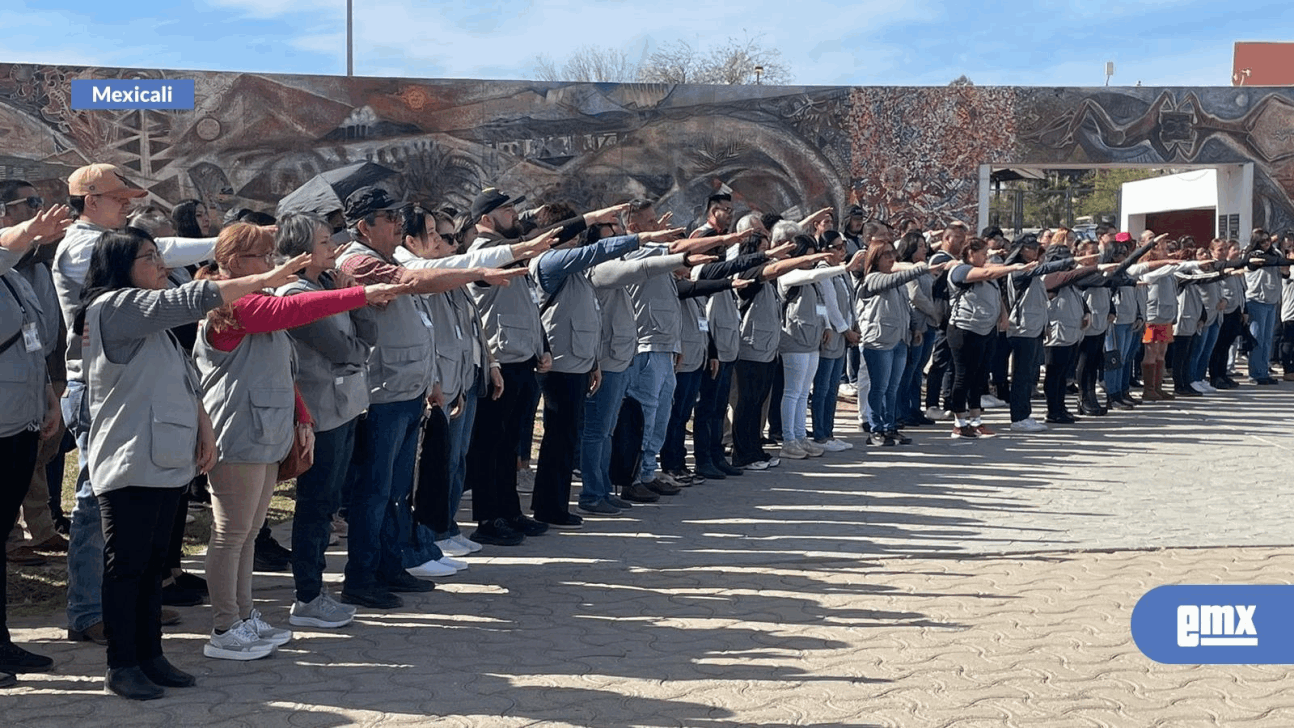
top-left (3, 0), bottom-right (1291, 87)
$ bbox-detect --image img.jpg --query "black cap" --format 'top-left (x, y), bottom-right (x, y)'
top-left (344, 186), bottom-right (402, 223)
top-left (470, 187), bottom-right (526, 220)
top-left (844, 204), bottom-right (865, 218)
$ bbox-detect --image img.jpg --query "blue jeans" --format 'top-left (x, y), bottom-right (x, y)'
top-left (580, 368), bottom-right (631, 506)
top-left (344, 397), bottom-right (430, 590)
top-left (1103, 323), bottom-right (1135, 396)
top-left (63, 380), bottom-right (104, 632)
top-left (863, 343), bottom-right (908, 433)
top-left (694, 361), bottom-right (733, 467)
top-left (780, 352), bottom-right (819, 442)
top-left (1191, 320), bottom-right (1220, 384)
top-left (1248, 300), bottom-right (1276, 380)
top-left (435, 390), bottom-right (477, 541)
top-left (898, 327), bottom-right (936, 422)
top-left (661, 367), bottom-right (703, 472)
top-left (625, 352), bottom-right (676, 483)
top-left (810, 355), bottom-right (845, 441)
top-left (291, 418), bottom-right (356, 604)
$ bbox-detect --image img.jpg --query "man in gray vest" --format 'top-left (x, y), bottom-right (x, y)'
top-left (335, 186), bottom-right (500, 609)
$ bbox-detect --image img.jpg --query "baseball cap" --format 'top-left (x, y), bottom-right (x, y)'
top-left (469, 188), bottom-right (525, 220)
top-left (1114, 232), bottom-right (1133, 242)
top-left (343, 186), bottom-right (402, 223)
top-left (68, 163), bottom-right (147, 198)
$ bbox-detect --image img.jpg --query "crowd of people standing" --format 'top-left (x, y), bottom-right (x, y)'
top-left (1, 165), bottom-right (1290, 699)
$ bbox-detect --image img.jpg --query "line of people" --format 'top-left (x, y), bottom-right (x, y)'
top-left (2, 166), bottom-right (1291, 700)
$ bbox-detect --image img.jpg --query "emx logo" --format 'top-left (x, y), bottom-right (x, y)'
top-left (1133, 585), bottom-right (1293, 664)
top-left (1177, 604), bottom-right (1257, 647)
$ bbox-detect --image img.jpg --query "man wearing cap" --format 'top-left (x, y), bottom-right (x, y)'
top-left (55, 164), bottom-right (219, 645)
top-left (333, 186), bottom-right (501, 608)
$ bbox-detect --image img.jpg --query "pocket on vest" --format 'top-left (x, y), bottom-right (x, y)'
top-left (742, 317), bottom-right (778, 351)
top-left (495, 314), bottom-right (532, 353)
top-left (568, 318), bottom-right (599, 360)
top-left (151, 406), bottom-right (198, 469)
top-left (374, 344), bottom-right (429, 395)
top-left (249, 387), bottom-right (293, 445)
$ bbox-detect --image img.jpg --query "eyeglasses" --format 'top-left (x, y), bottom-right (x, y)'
top-left (135, 250), bottom-right (164, 264)
top-left (8, 196), bottom-right (42, 210)
top-left (237, 252), bottom-right (274, 264)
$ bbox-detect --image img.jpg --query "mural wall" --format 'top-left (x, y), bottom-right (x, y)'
top-left (3, 62), bottom-right (1294, 232)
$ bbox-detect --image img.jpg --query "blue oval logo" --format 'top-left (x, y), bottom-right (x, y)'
top-left (1131, 585), bottom-right (1294, 664)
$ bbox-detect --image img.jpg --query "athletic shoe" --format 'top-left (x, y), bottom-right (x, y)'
top-left (1190, 381), bottom-right (1208, 393)
top-left (577, 499), bottom-right (621, 515)
top-left (695, 463), bottom-right (727, 480)
top-left (339, 587), bottom-right (402, 610)
top-left (663, 469), bottom-right (698, 487)
top-left (979, 394), bottom-right (1006, 408)
top-left (974, 424), bottom-right (997, 438)
top-left (1009, 418), bottom-right (1048, 433)
top-left (536, 512), bottom-right (583, 530)
top-left (605, 494), bottom-right (634, 509)
top-left (885, 431), bottom-right (912, 445)
top-left (244, 609), bottom-right (293, 646)
top-left (438, 555), bottom-right (469, 570)
top-left (798, 438), bottom-right (825, 457)
top-left (290, 594), bottom-right (355, 629)
top-left (780, 440), bottom-right (809, 459)
top-left (714, 459), bottom-right (744, 476)
top-left (656, 471), bottom-right (689, 488)
top-left (203, 622), bottom-right (275, 661)
top-left (741, 459), bottom-right (771, 471)
top-left (642, 477), bottom-right (682, 496)
top-left (764, 456), bottom-right (781, 468)
top-left (816, 439), bottom-right (849, 452)
top-left (1197, 380), bottom-right (1218, 393)
top-left (924, 407), bottom-right (946, 422)
top-left (951, 424), bottom-right (978, 439)
top-left (451, 534), bottom-right (483, 553)
top-left (621, 483), bottom-right (660, 503)
top-left (509, 514), bottom-right (550, 536)
top-left (470, 518), bottom-right (525, 546)
top-left (866, 433), bottom-right (892, 446)
top-left (434, 538), bottom-right (472, 557)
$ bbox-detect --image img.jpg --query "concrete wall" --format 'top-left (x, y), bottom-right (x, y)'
top-left (3, 63), bottom-right (1294, 232)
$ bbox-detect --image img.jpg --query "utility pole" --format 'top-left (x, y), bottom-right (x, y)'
top-left (346, 0), bottom-right (354, 76)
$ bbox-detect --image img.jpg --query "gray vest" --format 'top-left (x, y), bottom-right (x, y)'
top-left (627, 250), bottom-right (683, 354)
top-left (706, 289), bottom-right (742, 363)
top-left (1245, 265), bottom-right (1281, 305)
top-left (1111, 284), bottom-right (1139, 326)
top-left (856, 277), bottom-right (912, 351)
top-left (277, 278), bottom-right (370, 432)
top-left (428, 287), bottom-right (482, 402)
top-left (85, 291), bottom-right (199, 492)
top-left (337, 243), bottom-right (437, 403)
top-left (738, 283), bottom-right (780, 363)
top-left (537, 268), bottom-right (601, 374)
top-left (1198, 279), bottom-right (1224, 326)
top-left (1045, 286), bottom-right (1085, 347)
top-left (469, 267), bottom-right (545, 365)
top-left (949, 267), bottom-right (1002, 336)
top-left (195, 322), bottom-right (297, 464)
top-left (779, 282), bottom-right (826, 355)
top-left (1007, 275), bottom-right (1049, 339)
top-left (678, 293), bottom-right (707, 372)
top-left (17, 261), bottom-right (59, 359)
top-left (1222, 276), bottom-right (1245, 314)
top-left (1082, 286), bottom-right (1112, 336)
top-left (0, 269), bottom-right (49, 438)
top-left (821, 277), bottom-right (852, 359)
top-left (1145, 275), bottom-right (1179, 325)
top-left (1174, 283), bottom-right (1204, 336)
top-left (594, 286), bottom-right (638, 374)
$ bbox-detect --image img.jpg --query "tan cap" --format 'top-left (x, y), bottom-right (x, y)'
top-left (68, 163), bottom-right (147, 198)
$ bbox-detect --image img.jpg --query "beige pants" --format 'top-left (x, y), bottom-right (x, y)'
top-left (206, 461), bottom-right (277, 632)
top-left (6, 427), bottom-right (64, 550)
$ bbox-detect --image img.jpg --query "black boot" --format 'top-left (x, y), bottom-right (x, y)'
top-left (105, 666), bottom-right (164, 700)
top-left (139, 655), bottom-right (196, 688)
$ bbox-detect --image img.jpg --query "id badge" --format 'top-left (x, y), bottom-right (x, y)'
top-left (698, 317), bottom-right (709, 333)
top-left (22, 322), bottom-right (41, 353)
top-left (335, 376), bottom-right (345, 386)
top-left (455, 323), bottom-right (464, 340)
top-left (418, 310), bottom-right (434, 330)
top-left (815, 304), bottom-right (828, 320)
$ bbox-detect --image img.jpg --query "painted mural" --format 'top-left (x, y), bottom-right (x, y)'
top-left (3, 62), bottom-right (1294, 231)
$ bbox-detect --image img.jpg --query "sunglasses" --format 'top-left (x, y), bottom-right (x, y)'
top-left (0, 196), bottom-right (42, 216)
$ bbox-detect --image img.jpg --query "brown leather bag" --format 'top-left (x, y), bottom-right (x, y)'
top-left (277, 425), bottom-right (315, 482)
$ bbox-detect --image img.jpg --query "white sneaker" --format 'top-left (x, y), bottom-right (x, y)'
top-left (437, 555), bottom-right (468, 571)
top-left (766, 456), bottom-right (781, 468)
top-left (840, 382), bottom-right (857, 395)
top-left (290, 594), bottom-right (355, 629)
top-left (408, 558), bottom-right (458, 577)
top-left (452, 534), bottom-right (483, 553)
top-left (1196, 380), bottom-right (1217, 393)
top-left (980, 394), bottom-right (1006, 408)
top-left (817, 439), bottom-right (848, 452)
top-left (244, 609), bottom-right (293, 646)
top-left (204, 621), bottom-right (275, 660)
top-left (435, 538), bottom-right (471, 557)
top-left (1190, 381), bottom-right (1208, 393)
top-left (798, 438), bottom-right (825, 457)
top-left (780, 441), bottom-right (808, 459)
top-left (742, 459), bottom-right (771, 471)
top-left (830, 438), bottom-right (854, 451)
top-left (1009, 418), bottom-right (1048, 433)
top-left (924, 407), bottom-right (945, 421)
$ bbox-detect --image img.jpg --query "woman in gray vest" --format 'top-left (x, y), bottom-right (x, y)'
top-left (895, 232), bottom-right (940, 428)
top-left (1041, 246), bottom-right (1102, 424)
top-left (0, 210), bottom-right (67, 689)
top-left (74, 228), bottom-right (301, 699)
top-left (946, 239), bottom-right (1024, 438)
top-left (194, 223), bottom-right (407, 661)
top-left (855, 239), bottom-right (944, 445)
top-left (273, 213), bottom-right (378, 629)
top-left (809, 231), bottom-right (859, 452)
top-left (1073, 241), bottom-right (1116, 416)
top-left (1209, 239), bottom-right (1247, 389)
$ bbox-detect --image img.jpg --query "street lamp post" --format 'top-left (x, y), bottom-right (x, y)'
top-left (754, 65), bottom-right (763, 85)
top-left (346, 0), bottom-right (353, 76)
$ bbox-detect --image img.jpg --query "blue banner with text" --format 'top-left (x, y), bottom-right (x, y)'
top-left (70, 79), bottom-right (195, 110)
top-left (1132, 585), bottom-right (1294, 664)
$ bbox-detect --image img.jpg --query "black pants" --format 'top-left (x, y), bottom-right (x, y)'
top-left (924, 327), bottom-right (953, 409)
top-left (413, 407), bottom-right (451, 535)
top-left (947, 326), bottom-right (992, 414)
top-left (467, 361), bottom-right (538, 522)
top-left (1, 430), bottom-right (40, 644)
top-left (532, 370), bottom-right (587, 521)
top-left (1076, 334), bottom-right (1105, 407)
top-left (1007, 335), bottom-right (1043, 423)
top-left (989, 331), bottom-right (1010, 399)
top-left (1170, 333), bottom-right (1197, 391)
top-left (1044, 344), bottom-right (1079, 418)
top-left (732, 359), bottom-right (776, 466)
top-left (99, 485), bottom-right (182, 669)
top-left (766, 357), bottom-right (784, 440)
top-left (1209, 310), bottom-right (1242, 381)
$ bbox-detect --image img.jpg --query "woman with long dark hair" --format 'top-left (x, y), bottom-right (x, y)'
top-left (894, 231), bottom-right (940, 428)
top-left (171, 199), bottom-right (213, 239)
top-left (75, 227), bottom-right (300, 699)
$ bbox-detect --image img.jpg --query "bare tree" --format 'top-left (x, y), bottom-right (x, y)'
top-left (636, 40), bottom-right (704, 84)
top-left (699, 34), bottom-right (793, 85)
top-left (949, 75), bottom-right (975, 87)
top-left (532, 46), bottom-right (640, 83)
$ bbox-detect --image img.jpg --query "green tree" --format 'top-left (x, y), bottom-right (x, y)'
top-left (1074, 169), bottom-right (1163, 221)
